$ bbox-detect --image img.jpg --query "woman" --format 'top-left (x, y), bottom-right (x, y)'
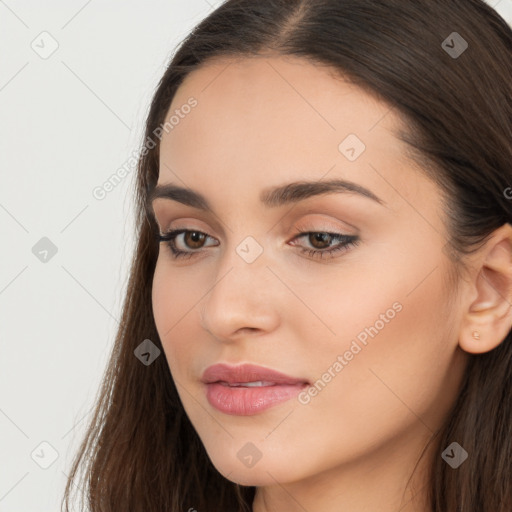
top-left (61, 0), bottom-right (512, 510)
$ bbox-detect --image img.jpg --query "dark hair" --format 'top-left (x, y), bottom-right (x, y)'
top-left (61, 1), bottom-right (512, 510)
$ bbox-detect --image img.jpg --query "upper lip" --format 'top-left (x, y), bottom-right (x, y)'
top-left (201, 363), bottom-right (310, 385)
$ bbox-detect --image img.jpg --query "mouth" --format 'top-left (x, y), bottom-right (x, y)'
top-left (216, 380), bottom-right (281, 387)
top-left (201, 363), bottom-right (310, 416)
top-left (201, 362), bottom-right (310, 386)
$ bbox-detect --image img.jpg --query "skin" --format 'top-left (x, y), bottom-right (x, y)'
top-left (150, 55), bottom-right (512, 511)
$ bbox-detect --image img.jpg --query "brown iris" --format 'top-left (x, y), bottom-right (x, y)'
top-left (184, 231), bottom-right (207, 249)
top-left (308, 232), bottom-right (333, 249)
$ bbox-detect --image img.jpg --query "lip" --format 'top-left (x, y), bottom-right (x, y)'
top-left (202, 363), bottom-right (310, 416)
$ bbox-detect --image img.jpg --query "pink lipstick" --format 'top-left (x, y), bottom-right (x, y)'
top-left (202, 363), bottom-right (310, 416)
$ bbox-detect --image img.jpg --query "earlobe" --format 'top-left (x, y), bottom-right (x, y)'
top-left (458, 224), bottom-right (512, 355)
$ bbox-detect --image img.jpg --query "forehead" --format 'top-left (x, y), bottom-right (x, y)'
top-left (166, 54), bottom-right (399, 142)
top-left (157, 55), bottom-right (427, 206)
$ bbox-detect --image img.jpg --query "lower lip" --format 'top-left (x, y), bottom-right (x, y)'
top-left (205, 382), bottom-right (308, 415)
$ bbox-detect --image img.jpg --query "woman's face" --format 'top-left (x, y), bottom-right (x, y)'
top-left (151, 55), bottom-right (469, 495)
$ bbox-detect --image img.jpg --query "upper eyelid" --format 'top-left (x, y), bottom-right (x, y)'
top-left (152, 200), bottom-right (362, 235)
top-left (159, 214), bottom-right (356, 234)
top-left (161, 226), bottom-right (349, 236)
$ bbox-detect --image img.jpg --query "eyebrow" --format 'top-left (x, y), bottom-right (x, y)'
top-left (147, 178), bottom-right (385, 213)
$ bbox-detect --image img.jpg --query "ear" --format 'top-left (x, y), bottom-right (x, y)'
top-left (459, 223), bottom-right (512, 354)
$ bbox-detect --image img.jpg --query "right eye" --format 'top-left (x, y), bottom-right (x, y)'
top-left (157, 229), bottom-right (219, 259)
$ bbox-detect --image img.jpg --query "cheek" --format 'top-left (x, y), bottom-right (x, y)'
top-left (151, 260), bottom-right (201, 370)
top-left (291, 248), bottom-right (457, 451)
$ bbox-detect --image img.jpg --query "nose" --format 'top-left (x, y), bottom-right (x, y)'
top-left (199, 247), bottom-right (281, 342)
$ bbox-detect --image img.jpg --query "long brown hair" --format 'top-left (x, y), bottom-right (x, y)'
top-left (61, 1), bottom-right (512, 510)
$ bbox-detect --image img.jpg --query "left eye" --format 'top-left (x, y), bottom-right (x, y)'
top-left (157, 229), bottom-right (360, 260)
top-left (289, 231), bottom-right (360, 259)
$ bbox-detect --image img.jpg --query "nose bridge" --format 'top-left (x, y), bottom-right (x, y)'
top-left (199, 234), bottom-right (280, 338)
top-left (216, 229), bottom-right (271, 290)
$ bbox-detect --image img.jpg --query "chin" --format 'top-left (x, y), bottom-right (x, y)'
top-left (221, 469), bottom-right (272, 487)
top-left (207, 447), bottom-right (300, 487)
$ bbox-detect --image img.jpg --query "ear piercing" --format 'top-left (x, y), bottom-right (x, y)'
top-left (472, 330), bottom-right (480, 340)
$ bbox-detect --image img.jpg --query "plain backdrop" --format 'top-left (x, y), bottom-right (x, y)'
top-left (1, 1), bottom-right (511, 510)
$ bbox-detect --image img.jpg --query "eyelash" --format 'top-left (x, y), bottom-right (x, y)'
top-left (156, 228), bottom-right (360, 261)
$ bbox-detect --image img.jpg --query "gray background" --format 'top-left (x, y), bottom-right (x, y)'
top-left (1, 1), bottom-right (511, 510)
